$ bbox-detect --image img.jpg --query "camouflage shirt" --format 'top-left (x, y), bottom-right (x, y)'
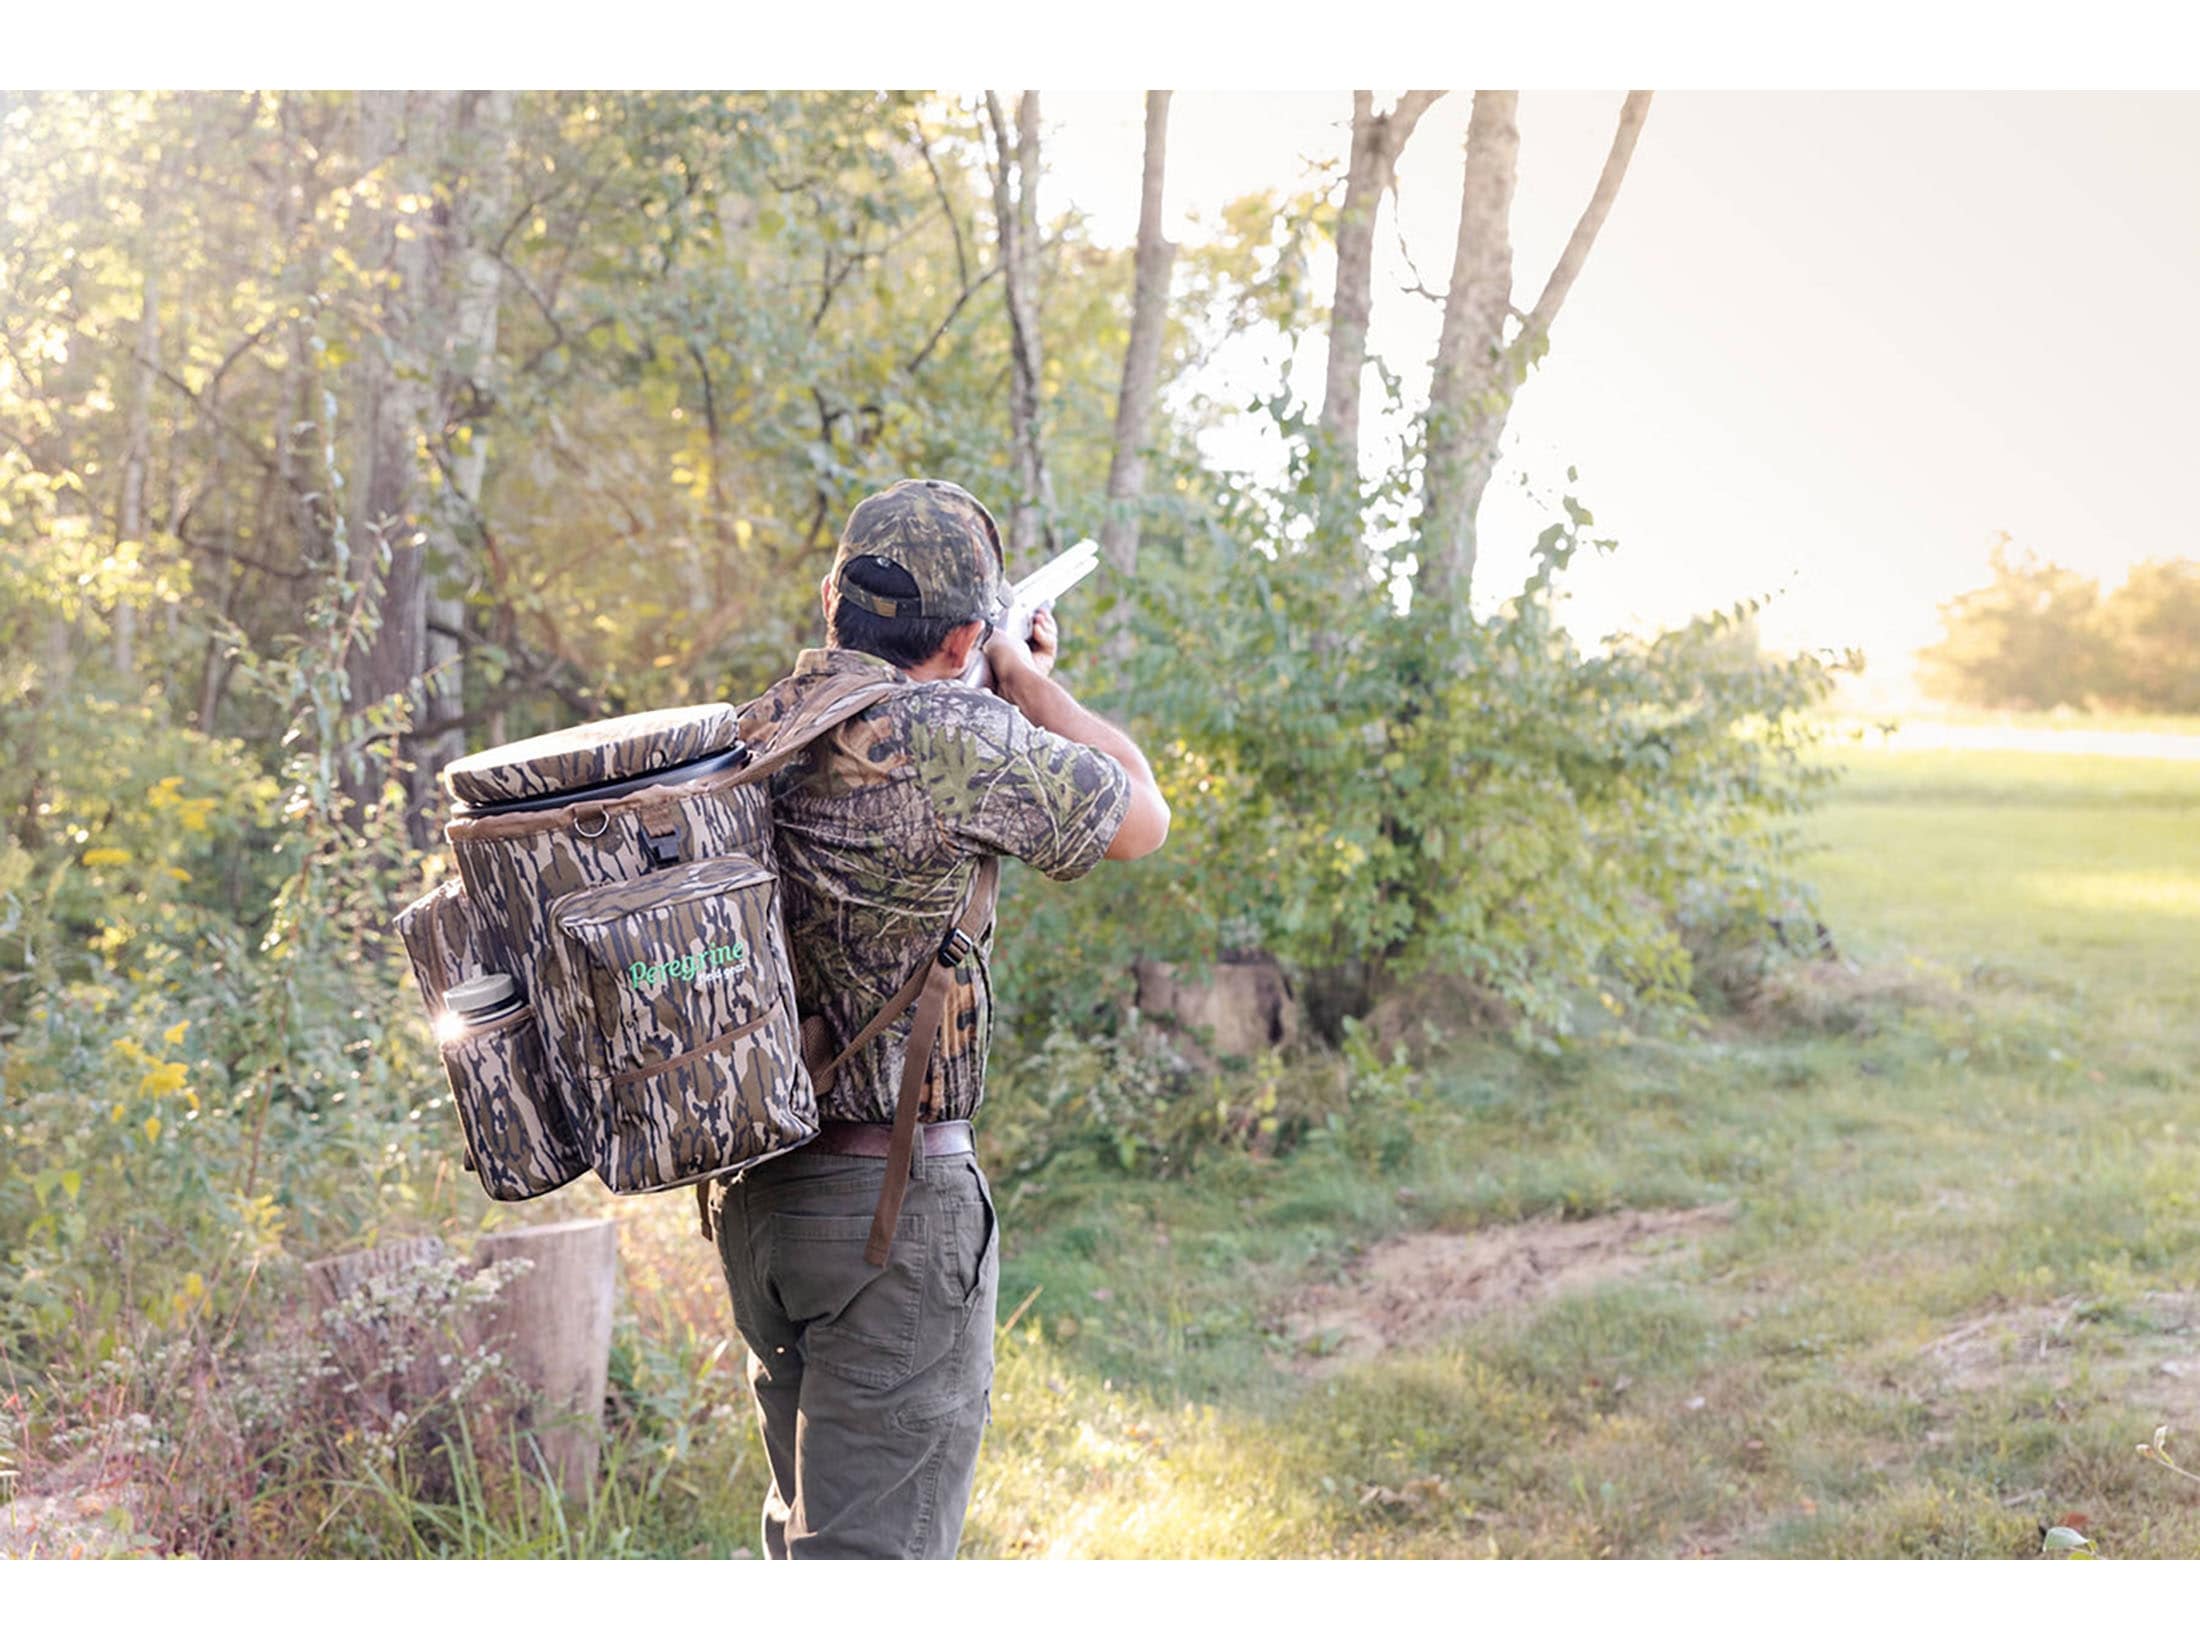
top-left (738, 647), bottom-right (1131, 1125)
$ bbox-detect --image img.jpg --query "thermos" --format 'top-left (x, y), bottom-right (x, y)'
top-left (443, 972), bottom-right (523, 1031)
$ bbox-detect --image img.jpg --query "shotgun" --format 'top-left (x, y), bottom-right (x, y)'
top-left (961, 538), bottom-right (1102, 693)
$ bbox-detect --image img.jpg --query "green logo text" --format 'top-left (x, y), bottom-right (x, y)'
top-left (628, 940), bottom-right (747, 989)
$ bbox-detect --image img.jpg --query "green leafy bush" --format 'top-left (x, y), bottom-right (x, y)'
top-left (998, 405), bottom-right (1853, 1052)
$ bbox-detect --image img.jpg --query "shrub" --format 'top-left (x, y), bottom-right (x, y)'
top-left (997, 406), bottom-right (1853, 1053)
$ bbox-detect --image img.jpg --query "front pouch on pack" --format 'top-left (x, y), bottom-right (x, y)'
top-left (548, 853), bottom-right (812, 1192)
top-left (394, 879), bottom-right (589, 1200)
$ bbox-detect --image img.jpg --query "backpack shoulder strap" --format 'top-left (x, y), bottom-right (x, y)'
top-left (734, 672), bottom-right (907, 791)
top-left (811, 855), bottom-right (998, 1093)
top-left (705, 856), bottom-right (999, 1255)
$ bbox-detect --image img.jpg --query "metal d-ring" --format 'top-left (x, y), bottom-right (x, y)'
top-left (574, 806), bottom-right (610, 840)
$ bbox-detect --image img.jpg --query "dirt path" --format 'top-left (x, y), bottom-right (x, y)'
top-left (0, 1481), bottom-right (150, 1560)
top-left (1912, 1291), bottom-right (2200, 1409)
top-left (1280, 1205), bottom-right (1734, 1371)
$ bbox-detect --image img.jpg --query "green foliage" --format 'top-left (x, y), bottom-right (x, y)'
top-left (0, 688), bottom-right (447, 1361)
top-left (2097, 559), bottom-right (2200, 714)
top-left (1001, 397), bottom-right (1851, 1048)
top-left (1918, 536), bottom-right (2200, 713)
top-left (0, 314), bottom-right (453, 1363)
top-left (0, 90), bottom-right (1881, 1559)
top-left (0, 92), bottom-right (1155, 747)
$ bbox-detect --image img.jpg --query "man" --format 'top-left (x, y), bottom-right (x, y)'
top-left (708, 478), bottom-right (1170, 1559)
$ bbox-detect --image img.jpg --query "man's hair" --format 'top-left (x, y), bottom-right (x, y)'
top-left (829, 555), bottom-right (972, 669)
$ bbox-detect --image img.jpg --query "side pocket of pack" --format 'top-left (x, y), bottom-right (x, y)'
top-left (439, 1004), bottom-right (589, 1200)
top-left (396, 879), bottom-right (588, 1200)
top-left (394, 878), bottom-right (482, 1018)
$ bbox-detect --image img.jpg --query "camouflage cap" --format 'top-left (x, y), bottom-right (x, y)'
top-left (830, 479), bottom-right (1009, 624)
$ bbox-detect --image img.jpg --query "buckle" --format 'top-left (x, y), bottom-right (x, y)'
top-left (641, 824), bottom-right (683, 870)
top-left (936, 926), bottom-right (973, 969)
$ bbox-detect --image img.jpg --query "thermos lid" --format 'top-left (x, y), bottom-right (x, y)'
top-left (441, 703), bottom-right (742, 809)
top-left (444, 973), bottom-right (520, 1019)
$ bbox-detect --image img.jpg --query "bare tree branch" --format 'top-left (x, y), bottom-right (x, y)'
top-left (913, 123), bottom-right (971, 290)
top-left (1319, 90), bottom-right (1448, 469)
top-left (1387, 91), bottom-right (1446, 149)
top-left (492, 244), bottom-right (567, 358)
top-left (1099, 91), bottom-right (1176, 593)
top-left (1512, 91), bottom-right (1652, 364)
top-left (67, 322), bottom-right (289, 490)
top-left (904, 260), bottom-right (1006, 376)
top-left (984, 89), bottom-right (1058, 556)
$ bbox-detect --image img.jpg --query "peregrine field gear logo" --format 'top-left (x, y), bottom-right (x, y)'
top-left (628, 939), bottom-right (749, 991)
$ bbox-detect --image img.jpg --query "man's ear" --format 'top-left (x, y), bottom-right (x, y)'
top-left (819, 573), bottom-right (835, 630)
top-left (935, 619), bottom-right (985, 676)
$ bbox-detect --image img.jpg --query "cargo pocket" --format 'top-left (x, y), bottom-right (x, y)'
top-left (439, 1005), bottom-right (589, 1200)
top-left (771, 1210), bottom-right (929, 1390)
top-left (550, 855), bottom-right (816, 1190)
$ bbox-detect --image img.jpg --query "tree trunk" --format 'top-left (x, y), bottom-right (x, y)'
top-left (1419, 91), bottom-right (1651, 607)
top-left (42, 614), bottom-right (72, 693)
top-left (469, 1218), bottom-right (617, 1500)
top-left (340, 90), bottom-right (519, 842)
top-left (1318, 91), bottom-right (1443, 483)
top-left (304, 1221), bottom-right (617, 1503)
top-left (115, 203), bottom-right (161, 680)
top-left (1016, 93), bottom-right (1042, 287)
top-left (345, 91), bottom-right (446, 826)
top-left (1419, 91), bottom-right (1520, 608)
top-left (419, 90), bottom-right (515, 817)
top-left (985, 90), bottom-right (1057, 561)
top-left (1098, 91), bottom-right (1176, 614)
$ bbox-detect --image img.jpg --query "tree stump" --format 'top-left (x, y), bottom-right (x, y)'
top-left (1133, 956), bottom-right (1298, 1059)
top-left (304, 1236), bottom-right (456, 1427)
top-left (304, 1220), bottom-right (618, 1503)
top-left (468, 1218), bottom-right (617, 1500)
top-left (303, 1236), bottom-right (462, 1495)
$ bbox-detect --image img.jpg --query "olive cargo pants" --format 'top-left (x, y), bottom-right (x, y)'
top-left (712, 1142), bottom-right (1000, 1559)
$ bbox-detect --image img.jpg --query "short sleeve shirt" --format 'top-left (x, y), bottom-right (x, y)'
top-left (738, 647), bottom-right (1131, 1124)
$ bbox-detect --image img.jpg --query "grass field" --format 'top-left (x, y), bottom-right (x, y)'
top-left (918, 743), bottom-right (2200, 1558)
top-left (555, 741), bottom-right (2200, 1559)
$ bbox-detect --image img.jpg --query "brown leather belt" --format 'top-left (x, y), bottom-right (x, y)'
top-left (812, 1118), bottom-right (974, 1160)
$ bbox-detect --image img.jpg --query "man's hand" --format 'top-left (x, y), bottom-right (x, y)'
top-left (980, 605), bottom-right (1057, 689)
top-left (983, 620), bottom-right (1041, 689)
top-left (1025, 605), bottom-right (1059, 678)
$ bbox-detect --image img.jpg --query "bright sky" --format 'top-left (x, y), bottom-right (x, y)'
top-left (1040, 92), bottom-right (2200, 704)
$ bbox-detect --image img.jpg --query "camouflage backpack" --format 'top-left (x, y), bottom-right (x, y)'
top-left (394, 676), bottom-right (997, 1259)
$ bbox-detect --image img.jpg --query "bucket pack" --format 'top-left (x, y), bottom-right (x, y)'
top-left (394, 674), bottom-right (997, 1257)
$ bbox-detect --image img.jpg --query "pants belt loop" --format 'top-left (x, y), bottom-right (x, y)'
top-left (911, 1121), bottom-right (927, 1182)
